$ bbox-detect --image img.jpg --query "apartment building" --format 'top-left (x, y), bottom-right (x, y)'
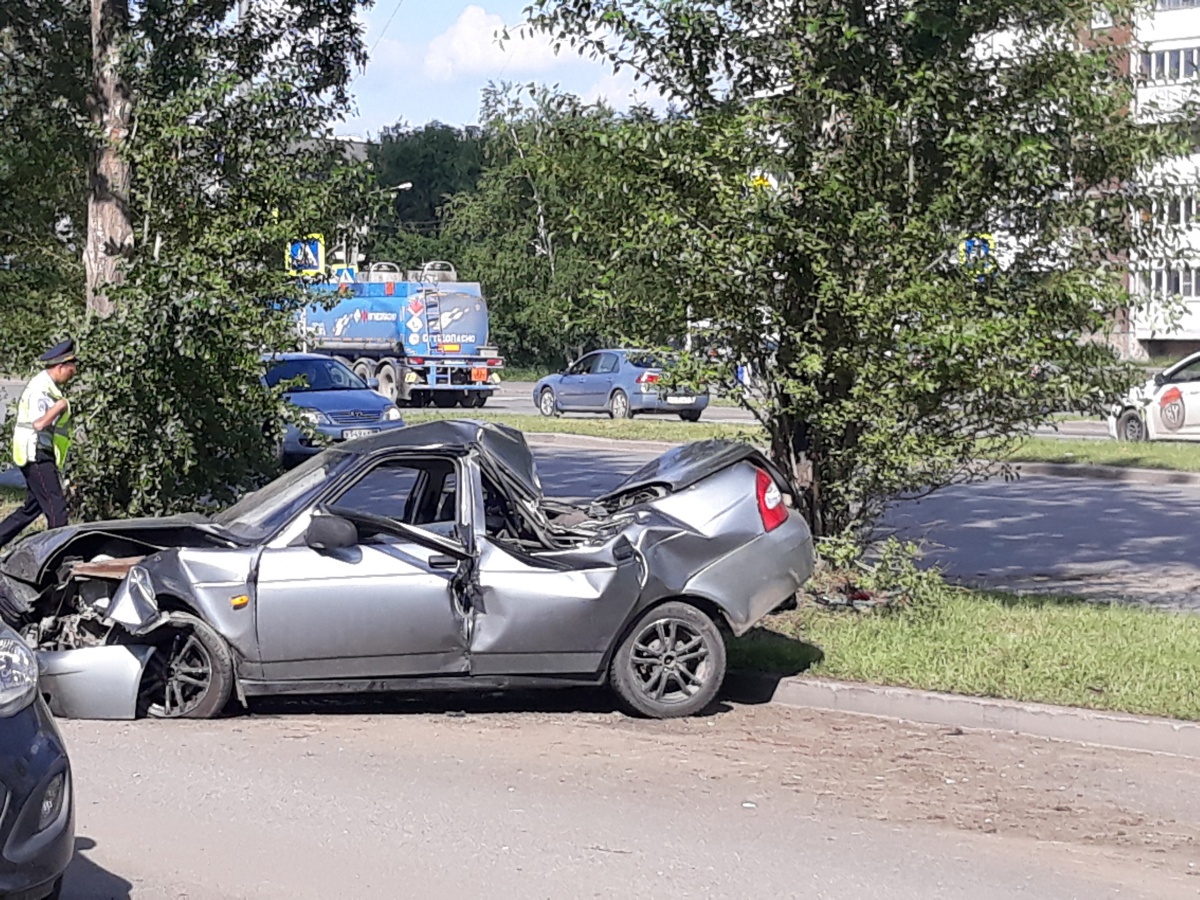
top-left (1125, 1), bottom-right (1200, 358)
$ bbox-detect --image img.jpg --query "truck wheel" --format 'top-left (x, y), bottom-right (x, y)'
top-left (352, 358), bottom-right (375, 383)
top-left (376, 362), bottom-right (399, 402)
top-left (432, 392), bottom-right (458, 409)
top-left (469, 393), bottom-right (489, 408)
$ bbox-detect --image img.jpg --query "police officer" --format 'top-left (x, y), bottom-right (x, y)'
top-left (0, 340), bottom-right (78, 549)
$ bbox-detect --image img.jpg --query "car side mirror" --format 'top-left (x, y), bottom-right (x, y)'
top-left (367, 377), bottom-right (380, 390)
top-left (1154, 372), bottom-right (1166, 387)
top-left (305, 515), bottom-right (358, 553)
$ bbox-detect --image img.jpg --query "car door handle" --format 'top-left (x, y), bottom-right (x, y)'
top-left (429, 554), bottom-right (458, 569)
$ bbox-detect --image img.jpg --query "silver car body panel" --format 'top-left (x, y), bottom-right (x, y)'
top-left (2, 422), bottom-right (816, 716)
top-left (39, 645), bottom-right (156, 720)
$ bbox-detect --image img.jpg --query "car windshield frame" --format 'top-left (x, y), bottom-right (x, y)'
top-left (213, 450), bottom-right (359, 543)
top-left (264, 358), bottom-right (368, 393)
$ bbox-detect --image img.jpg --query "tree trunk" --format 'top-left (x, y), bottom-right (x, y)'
top-left (85, 0), bottom-right (133, 317)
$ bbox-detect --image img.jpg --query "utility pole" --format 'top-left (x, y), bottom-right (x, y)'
top-left (84, 0), bottom-right (133, 316)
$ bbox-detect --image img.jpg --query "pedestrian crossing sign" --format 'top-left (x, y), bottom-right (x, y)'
top-left (959, 234), bottom-right (996, 274)
top-left (287, 234), bottom-right (325, 276)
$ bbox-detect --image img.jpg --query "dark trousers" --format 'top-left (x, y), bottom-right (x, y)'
top-left (0, 460), bottom-right (69, 549)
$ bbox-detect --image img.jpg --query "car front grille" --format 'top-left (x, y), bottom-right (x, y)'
top-left (326, 410), bottom-right (382, 425)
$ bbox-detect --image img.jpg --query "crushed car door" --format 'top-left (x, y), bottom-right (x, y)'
top-left (465, 469), bottom-right (644, 675)
top-left (468, 536), bottom-right (643, 676)
top-left (255, 458), bottom-right (470, 681)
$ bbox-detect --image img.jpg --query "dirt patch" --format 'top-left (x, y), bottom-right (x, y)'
top-left (255, 692), bottom-right (1199, 891)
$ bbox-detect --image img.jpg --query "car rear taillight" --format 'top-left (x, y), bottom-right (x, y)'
top-left (756, 468), bottom-right (788, 532)
top-left (486, 358), bottom-right (503, 367)
top-left (636, 372), bottom-right (660, 384)
top-left (408, 357), bottom-right (425, 366)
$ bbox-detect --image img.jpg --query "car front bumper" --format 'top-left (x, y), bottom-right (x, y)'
top-left (282, 419), bottom-right (407, 458)
top-left (0, 697), bottom-right (74, 899)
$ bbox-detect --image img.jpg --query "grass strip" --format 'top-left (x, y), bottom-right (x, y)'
top-left (1004, 437), bottom-right (1200, 473)
top-left (729, 589), bottom-right (1200, 721)
top-left (404, 410), bottom-right (762, 445)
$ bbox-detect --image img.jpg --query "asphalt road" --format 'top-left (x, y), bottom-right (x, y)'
top-left (55, 698), bottom-right (1199, 899)
top-left (0, 377), bottom-right (1113, 438)
top-left (492, 381), bottom-right (1111, 438)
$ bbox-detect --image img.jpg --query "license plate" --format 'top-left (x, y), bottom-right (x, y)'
top-left (342, 428), bottom-right (374, 440)
top-left (666, 396), bottom-right (693, 405)
top-left (470, 367), bottom-right (488, 382)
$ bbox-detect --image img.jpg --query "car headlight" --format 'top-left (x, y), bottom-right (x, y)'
top-left (382, 406), bottom-right (404, 422)
top-left (0, 632), bottom-right (39, 718)
top-left (300, 409), bottom-right (330, 426)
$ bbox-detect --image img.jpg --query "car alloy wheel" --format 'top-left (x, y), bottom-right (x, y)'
top-left (1116, 409), bottom-right (1146, 442)
top-left (609, 389), bottom-right (631, 419)
top-left (610, 601), bottom-right (726, 718)
top-left (539, 388), bottom-right (557, 417)
top-left (137, 613), bottom-right (235, 719)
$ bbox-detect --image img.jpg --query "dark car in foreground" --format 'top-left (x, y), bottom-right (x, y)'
top-left (533, 349), bottom-right (709, 420)
top-left (265, 353), bottom-right (406, 464)
top-left (0, 421), bottom-right (813, 721)
top-left (0, 626), bottom-right (73, 900)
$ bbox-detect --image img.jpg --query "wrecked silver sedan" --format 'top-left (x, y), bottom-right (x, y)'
top-left (0, 421), bottom-right (814, 720)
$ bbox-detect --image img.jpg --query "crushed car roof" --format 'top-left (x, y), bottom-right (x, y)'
top-left (346, 419), bottom-right (543, 499)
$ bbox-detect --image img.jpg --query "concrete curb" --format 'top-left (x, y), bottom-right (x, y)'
top-left (1008, 461), bottom-right (1200, 487)
top-left (752, 675), bottom-right (1200, 758)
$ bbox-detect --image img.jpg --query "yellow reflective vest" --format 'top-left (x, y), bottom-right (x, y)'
top-left (11, 371), bottom-right (71, 468)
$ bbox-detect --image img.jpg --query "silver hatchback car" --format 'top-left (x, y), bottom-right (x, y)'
top-left (2, 422), bottom-right (814, 720)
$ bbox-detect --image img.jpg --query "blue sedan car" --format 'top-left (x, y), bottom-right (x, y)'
top-left (265, 354), bottom-right (406, 465)
top-left (0, 626), bottom-right (73, 900)
top-left (533, 349), bottom-right (709, 421)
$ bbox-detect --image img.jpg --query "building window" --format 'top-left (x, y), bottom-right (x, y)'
top-left (1157, 0), bottom-right (1200, 10)
top-left (1141, 46), bottom-right (1200, 83)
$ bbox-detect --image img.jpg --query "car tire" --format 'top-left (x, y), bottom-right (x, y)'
top-left (1116, 409), bottom-right (1146, 442)
top-left (679, 410), bottom-right (702, 423)
top-left (609, 601), bottom-right (727, 719)
top-left (139, 612), bottom-right (235, 720)
top-left (538, 388), bottom-right (558, 417)
top-left (608, 389), bottom-right (633, 419)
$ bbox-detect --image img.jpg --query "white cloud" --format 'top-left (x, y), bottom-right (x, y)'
top-left (582, 67), bottom-right (669, 112)
top-left (423, 5), bottom-right (564, 82)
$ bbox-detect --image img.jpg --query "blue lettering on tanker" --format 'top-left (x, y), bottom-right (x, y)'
top-left (302, 281), bottom-right (490, 357)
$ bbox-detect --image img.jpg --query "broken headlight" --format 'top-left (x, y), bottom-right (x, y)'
top-left (0, 627), bottom-right (39, 717)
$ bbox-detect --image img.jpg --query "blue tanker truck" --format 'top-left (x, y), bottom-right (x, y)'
top-left (299, 261), bottom-right (503, 408)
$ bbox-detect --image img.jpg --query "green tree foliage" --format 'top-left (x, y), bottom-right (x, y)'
top-left (2, 1), bottom-right (372, 517)
top-left (444, 85), bottom-right (680, 366)
top-left (0, 1), bottom-right (89, 362)
top-left (363, 121), bottom-right (486, 278)
top-left (527, 0), bottom-right (1191, 538)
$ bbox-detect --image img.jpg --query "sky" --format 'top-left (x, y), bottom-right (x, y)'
top-left (338, 0), bottom-right (664, 138)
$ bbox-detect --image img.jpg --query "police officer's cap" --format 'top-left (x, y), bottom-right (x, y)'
top-left (40, 340), bottom-right (77, 367)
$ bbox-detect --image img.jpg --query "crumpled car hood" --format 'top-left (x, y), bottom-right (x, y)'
top-left (0, 514), bottom-right (219, 584)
